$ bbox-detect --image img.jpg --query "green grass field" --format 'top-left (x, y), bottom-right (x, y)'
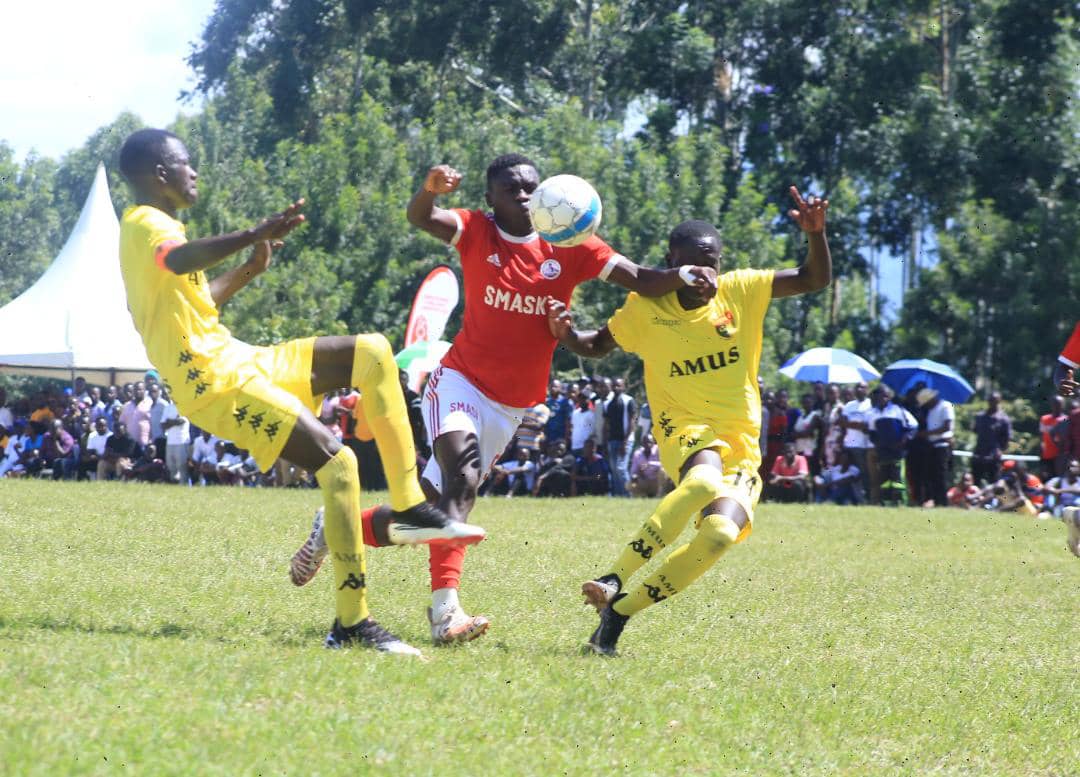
top-left (1, 480), bottom-right (1078, 776)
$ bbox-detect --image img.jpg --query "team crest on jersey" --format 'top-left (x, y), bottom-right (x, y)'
top-left (540, 258), bottom-right (562, 279)
top-left (714, 309), bottom-right (736, 338)
top-left (487, 253), bottom-right (502, 268)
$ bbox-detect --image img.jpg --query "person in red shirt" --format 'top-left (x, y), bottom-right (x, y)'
top-left (1039, 395), bottom-right (1067, 480)
top-left (289, 153), bottom-right (719, 644)
top-left (767, 442), bottom-right (810, 503)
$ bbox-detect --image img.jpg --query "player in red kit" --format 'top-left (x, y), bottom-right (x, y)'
top-left (289, 154), bottom-right (718, 642)
top-left (1052, 322), bottom-right (1080, 557)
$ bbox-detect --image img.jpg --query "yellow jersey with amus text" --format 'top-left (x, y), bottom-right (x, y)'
top-left (119, 205), bottom-right (246, 412)
top-left (606, 268), bottom-right (774, 461)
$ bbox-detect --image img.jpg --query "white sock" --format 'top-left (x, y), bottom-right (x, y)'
top-left (431, 587), bottom-right (460, 621)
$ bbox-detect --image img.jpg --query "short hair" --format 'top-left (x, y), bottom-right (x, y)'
top-left (486, 153), bottom-right (538, 187)
top-left (668, 220), bottom-right (721, 250)
top-left (119, 128), bottom-right (180, 181)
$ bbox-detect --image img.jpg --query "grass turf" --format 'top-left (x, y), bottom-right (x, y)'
top-left (1, 479), bottom-right (1078, 775)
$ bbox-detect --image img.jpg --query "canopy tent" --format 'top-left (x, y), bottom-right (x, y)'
top-left (0, 164), bottom-right (152, 386)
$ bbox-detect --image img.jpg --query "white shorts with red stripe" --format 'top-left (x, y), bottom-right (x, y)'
top-left (421, 365), bottom-right (528, 493)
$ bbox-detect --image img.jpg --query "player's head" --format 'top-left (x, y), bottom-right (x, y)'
top-left (667, 220), bottom-right (722, 270)
top-left (485, 153), bottom-right (539, 232)
top-left (119, 128), bottom-right (198, 211)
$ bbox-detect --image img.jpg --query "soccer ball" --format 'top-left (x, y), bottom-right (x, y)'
top-left (528, 174), bottom-right (602, 247)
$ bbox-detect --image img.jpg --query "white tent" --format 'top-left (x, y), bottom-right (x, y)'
top-left (0, 164), bottom-right (152, 386)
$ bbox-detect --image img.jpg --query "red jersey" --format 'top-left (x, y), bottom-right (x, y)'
top-left (1059, 322), bottom-right (1080, 368)
top-left (441, 209), bottom-right (623, 407)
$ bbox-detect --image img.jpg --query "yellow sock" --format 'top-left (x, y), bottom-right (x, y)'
top-left (610, 465), bottom-right (724, 583)
top-left (615, 513), bottom-right (739, 616)
top-left (317, 446), bottom-right (369, 627)
top-left (351, 334), bottom-right (425, 511)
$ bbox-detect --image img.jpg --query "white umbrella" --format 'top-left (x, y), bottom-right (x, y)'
top-left (779, 347), bottom-right (880, 384)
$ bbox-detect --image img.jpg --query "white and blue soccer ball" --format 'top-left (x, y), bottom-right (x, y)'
top-left (528, 174), bottom-right (602, 247)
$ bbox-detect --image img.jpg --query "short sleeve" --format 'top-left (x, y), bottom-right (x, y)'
top-left (725, 268), bottom-right (775, 326)
top-left (566, 235), bottom-right (627, 284)
top-left (1060, 322), bottom-right (1080, 368)
top-left (449, 208), bottom-right (481, 254)
top-left (606, 292), bottom-right (644, 354)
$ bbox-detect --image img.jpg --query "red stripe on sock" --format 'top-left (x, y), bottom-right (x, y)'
top-left (361, 506), bottom-right (380, 547)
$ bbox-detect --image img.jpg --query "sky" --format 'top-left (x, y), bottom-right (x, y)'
top-left (0, 0), bottom-right (217, 162)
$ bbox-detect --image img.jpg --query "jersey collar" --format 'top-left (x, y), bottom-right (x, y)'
top-left (495, 222), bottom-right (538, 244)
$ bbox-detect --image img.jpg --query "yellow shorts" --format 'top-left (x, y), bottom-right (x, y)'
top-left (184, 338), bottom-right (319, 472)
top-left (654, 416), bottom-right (763, 542)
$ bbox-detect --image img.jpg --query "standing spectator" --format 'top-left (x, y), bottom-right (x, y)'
top-left (758, 387), bottom-right (771, 462)
top-left (815, 449), bottom-right (862, 505)
top-left (628, 433), bottom-right (664, 498)
top-left (119, 381), bottom-right (153, 448)
top-left (866, 386), bottom-right (917, 505)
top-left (572, 438), bottom-right (611, 496)
top-left (543, 380), bottom-right (571, 448)
top-left (1039, 396), bottom-right (1067, 480)
top-left (590, 376), bottom-right (611, 447)
top-left (604, 377), bottom-right (637, 497)
top-left (0, 387), bottom-right (13, 434)
top-left (762, 389), bottom-right (788, 484)
top-left (919, 389), bottom-right (955, 508)
top-left (517, 403), bottom-right (551, 461)
top-left (972, 391), bottom-right (1012, 485)
top-left (790, 392), bottom-right (823, 475)
top-left (812, 381), bottom-right (828, 411)
top-left (86, 387), bottom-right (107, 429)
top-left (43, 418), bottom-right (78, 480)
top-left (72, 376), bottom-right (91, 404)
top-left (147, 382), bottom-right (169, 455)
top-left (902, 385), bottom-right (931, 507)
top-left (99, 422), bottom-right (138, 481)
top-left (80, 418), bottom-right (111, 480)
top-left (767, 442), bottom-right (810, 502)
top-left (841, 381), bottom-right (873, 502)
top-left (569, 393), bottom-right (595, 456)
top-left (161, 393), bottom-right (191, 484)
top-left (821, 383), bottom-right (845, 467)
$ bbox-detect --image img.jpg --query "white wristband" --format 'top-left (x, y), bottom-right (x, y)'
top-left (678, 265), bottom-right (697, 285)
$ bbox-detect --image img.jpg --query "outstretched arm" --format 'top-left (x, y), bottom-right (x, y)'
top-left (605, 261), bottom-right (717, 299)
top-left (1054, 364), bottom-right (1078, 397)
top-left (407, 165), bottom-right (463, 243)
top-left (164, 199), bottom-right (305, 275)
top-left (772, 186), bottom-right (832, 298)
top-left (547, 300), bottom-right (618, 359)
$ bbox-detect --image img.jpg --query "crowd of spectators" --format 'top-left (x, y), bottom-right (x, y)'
top-left (5, 370), bottom-right (1075, 517)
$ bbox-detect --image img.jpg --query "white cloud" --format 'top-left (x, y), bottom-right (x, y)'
top-left (0, 0), bottom-right (217, 161)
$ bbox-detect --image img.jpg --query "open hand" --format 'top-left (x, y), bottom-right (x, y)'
top-left (424, 165), bottom-right (463, 195)
top-left (254, 198), bottom-right (306, 242)
top-left (547, 299), bottom-right (574, 340)
top-left (788, 186), bottom-right (828, 234)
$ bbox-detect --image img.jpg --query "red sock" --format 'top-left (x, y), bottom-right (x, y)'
top-left (360, 506), bottom-right (381, 547)
top-left (429, 543), bottom-right (466, 591)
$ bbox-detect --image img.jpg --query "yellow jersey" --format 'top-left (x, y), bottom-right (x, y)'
top-left (607, 268), bottom-right (774, 463)
top-left (119, 205), bottom-right (241, 411)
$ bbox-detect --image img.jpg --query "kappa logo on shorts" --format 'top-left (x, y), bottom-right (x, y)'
top-left (657, 411), bottom-right (675, 439)
top-left (194, 382), bottom-right (209, 397)
top-left (629, 538), bottom-right (654, 560)
top-left (264, 420), bottom-right (281, 442)
top-left (679, 433), bottom-right (701, 449)
top-left (644, 583), bottom-right (667, 604)
top-left (177, 350), bottom-right (193, 366)
top-left (233, 404), bottom-right (249, 426)
top-left (185, 367), bottom-right (203, 384)
top-left (248, 412), bottom-right (264, 432)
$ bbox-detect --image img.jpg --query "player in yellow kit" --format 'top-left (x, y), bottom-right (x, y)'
top-left (117, 128), bottom-right (480, 655)
top-left (548, 187), bottom-right (831, 655)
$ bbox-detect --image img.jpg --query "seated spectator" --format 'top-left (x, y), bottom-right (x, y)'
top-left (126, 443), bottom-right (167, 483)
top-left (0, 422), bottom-right (30, 478)
top-left (973, 468), bottom-right (1037, 515)
top-left (1041, 458), bottom-right (1080, 517)
top-left (491, 447), bottom-right (537, 497)
top-left (98, 422), bottom-right (139, 481)
top-left (19, 423), bottom-right (47, 477)
top-left (533, 440), bottom-right (574, 497)
top-left (517, 404), bottom-right (550, 462)
top-left (814, 449), bottom-right (861, 505)
top-left (946, 471), bottom-right (981, 509)
top-left (628, 433), bottom-right (664, 498)
top-left (80, 418), bottom-right (111, 480)
top-left (189, 430), bottom-right (219, 485)
top-left (572, 439), bottom-right (611, 496)
top-left (215, 440), bottom-right (243, 486)
top-left (42, 418), bottom-right (78, 480)
top-left (767, 442), bottom-right (810, 503)
top-left (1004, 460), bottom-right (1044, 508)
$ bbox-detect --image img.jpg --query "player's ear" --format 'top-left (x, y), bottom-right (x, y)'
top-left (154, 163), bottom-right (169, 186)
top-left (484, 188), bottom-right (494, 208)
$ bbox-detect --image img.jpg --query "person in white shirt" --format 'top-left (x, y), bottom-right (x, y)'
top-left (918, 388), bottom-right (956, 507)
top-left (570, 393), bottom-right (596, 455)
top-left (590, 376), bottom-right (611, 447)
top-left (80, 417), bottom-right (111, 480)
top-left (1043, 458), bottom-right (1080, 516)
top-left (841, 381), bottom-right (873, 501)
top-left (492, 447), bottom-right (537, 497)
top-left (190, 430), bottom-right (218, 485)
top-left (0, 427), bottom-right (28, 477)
top-left (0, 387), bottom-right (13, 434)
top-left (814, 449), bottom-right (862, 505)
top-left (160, 397), bottom-right (191, 484)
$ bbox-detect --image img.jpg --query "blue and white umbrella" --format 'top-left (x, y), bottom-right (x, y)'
top-left (779, 347), bottom-right (881, 384)
top-left (880, 358), bottom-right (975, 404)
